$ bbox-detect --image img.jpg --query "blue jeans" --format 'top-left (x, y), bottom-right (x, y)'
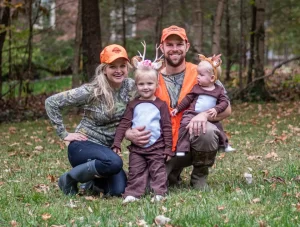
top-left (68, 140), bottom-right (127, 196)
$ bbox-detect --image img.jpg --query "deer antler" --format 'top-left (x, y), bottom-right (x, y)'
top-left (137, 41), bottom-right (146, 61)
top-left (153, 44), bottom-right (164, 63)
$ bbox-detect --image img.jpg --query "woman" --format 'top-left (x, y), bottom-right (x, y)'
top-left (45, 44), bottom-right (136, 196)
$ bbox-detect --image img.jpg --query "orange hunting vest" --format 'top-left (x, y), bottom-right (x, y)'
top-left (155, 62), bottom-right (198, 151)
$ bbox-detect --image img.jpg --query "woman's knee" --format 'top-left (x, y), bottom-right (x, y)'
top-left (109, 155), bottom-right (123, 174)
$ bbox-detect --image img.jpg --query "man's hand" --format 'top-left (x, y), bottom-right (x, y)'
top-left (186, 112), bottom-right (209, 136)
top-left (125, 126), bottom-right (151, 147)
top-left (64, 133), bottom-right (88, 142)
top-left (208, 105), bottom-right (231, 122)
top-left (165, 155), bottom-right (172, 162)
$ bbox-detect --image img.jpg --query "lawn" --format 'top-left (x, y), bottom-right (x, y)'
top-left (0, 101), bottom-right (299, 226)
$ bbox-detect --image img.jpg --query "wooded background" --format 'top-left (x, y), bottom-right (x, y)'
top-left (0, 0), bottom-right (299, 104)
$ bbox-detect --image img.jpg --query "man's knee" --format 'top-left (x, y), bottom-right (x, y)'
top-left (191, 150), bottom-right (217, 167)
top-left (190, 122), bottom-right (220, 152)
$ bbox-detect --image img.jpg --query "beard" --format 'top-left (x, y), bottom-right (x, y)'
top-left (164, 50), bottom-right (185, 67)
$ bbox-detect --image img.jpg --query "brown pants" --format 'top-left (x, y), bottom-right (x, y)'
top-left (166, 122), bottom-right (220, 188)
top-left (123, 148), bottom-right (167, 198)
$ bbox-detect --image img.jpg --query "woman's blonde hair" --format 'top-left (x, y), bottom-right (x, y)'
top-left (89, 62), bottom-right (131, 112)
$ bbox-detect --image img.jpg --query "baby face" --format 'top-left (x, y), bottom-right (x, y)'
top-left (196, 62), bottom-right (214, 87)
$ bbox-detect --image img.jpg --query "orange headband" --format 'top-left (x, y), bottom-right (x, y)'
top-left (198, 54), bottom-right (222, 82)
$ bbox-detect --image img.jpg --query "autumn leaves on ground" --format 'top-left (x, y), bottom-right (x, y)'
top-left (0, 101), bottom-right (299, 227)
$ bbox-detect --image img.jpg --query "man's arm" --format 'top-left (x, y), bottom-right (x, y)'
top-left (209, 104), bottom-right (231, 121)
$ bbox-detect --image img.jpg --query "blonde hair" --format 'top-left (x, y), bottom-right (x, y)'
top-left (134, 68), bottom-right (158, 83)
top-left (198, 61), bottom-right (222, 80)
top-left (89, 62), bottom-right (131, 112)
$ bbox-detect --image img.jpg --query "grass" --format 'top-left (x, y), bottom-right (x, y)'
top-left (0, 101), bottom-right (299, 226)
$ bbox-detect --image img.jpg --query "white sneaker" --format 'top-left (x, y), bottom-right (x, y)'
top-left (154, 195), bottom-right (165, 201)
top-left (122, 196), bottom-right (139, 204)
top-left (176, 152), bottom-right (185, 156)
top-left (225, 145), bottom-right (236, 152)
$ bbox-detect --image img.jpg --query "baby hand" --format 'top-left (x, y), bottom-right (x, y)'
top-left (112, 147), bottom-right (121, 155)
top-left (206, 108), bottom-right (217, 118)
top-left (170, 108), bottom-right (178, 116)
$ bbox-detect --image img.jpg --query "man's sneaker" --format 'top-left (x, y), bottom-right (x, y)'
top-left (122, 195), bottom-right (139, 204)
top-left (225, 145), bottom-right (236, 152)
top-left (154, 195), bottom-right (165, 201)
top-left (176, 152), bottom-right (185, 156)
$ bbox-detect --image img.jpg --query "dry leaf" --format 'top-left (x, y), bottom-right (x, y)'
top-left (88, 206), bottom-right (93, 213)
top-left (265, 152), bottom-right (278, 159)
top-left (252, 198), bottom-right (261, 203)
top-left (35, 146), bottom-right (43, 151)
top-left (297, 203), bottom-right (300, 212)
top-left (259, 220), bottom-right (267, 227)
top-left (247, 155), bottom-right (262, 160)
top-left (217, 206), bottom-right (225, 211)
top-left (34, 184), bottom-right (50, 193)
top-left (10, 220), bottom-right (18, 227)
top-left (136, 219), bottom-right (147, 227)
top-left (47, 175), bottom-right (56, 182)
top-left (154, 215), bottom-right (171, 225)
top-left (42, 213), bottom-right (51, 221)
top-left (85, 196), bottom-right (97, 201)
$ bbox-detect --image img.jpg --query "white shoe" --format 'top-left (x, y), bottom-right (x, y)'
top-left (225, 145), bottom-right (236, 152)
top-left (154, 195), bottom-right (165, 201)
top-left (122, 196), bottom-right (139, 204)
top-left (176, 152), bottom-right (185, 156)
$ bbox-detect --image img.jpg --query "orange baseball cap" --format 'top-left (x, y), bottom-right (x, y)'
top-left (100, 44), bottom-right (129, 64)
top-left (160, 25), bottom-right (188, 43)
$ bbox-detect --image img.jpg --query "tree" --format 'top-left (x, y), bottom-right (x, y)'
top-left (72, 0), bottom-right (82, 88)
top-left (212, 0), bottom-right (225, 55)
top-left (247, 1), bottom-right (256, 84)
top-left (0, 0), bottom-right (10, 96)
top-left (225, 0), bottom-right (231, 81)
top-left (192, 0), bottom-right (203, 56)
top-left (81, 0), bottom-right (102, 80)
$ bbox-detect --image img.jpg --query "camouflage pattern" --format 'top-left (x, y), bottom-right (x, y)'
top-left (45, 78), bottom-right (136, 147)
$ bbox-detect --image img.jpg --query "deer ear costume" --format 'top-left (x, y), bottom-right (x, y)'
top-left (131, 41), bottom-right (164, 71)
top-left (198, 54), bottom-right (222, 81)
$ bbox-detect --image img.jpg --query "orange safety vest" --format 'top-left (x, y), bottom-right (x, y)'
top-left (155, 62), bottom-right (198, 151)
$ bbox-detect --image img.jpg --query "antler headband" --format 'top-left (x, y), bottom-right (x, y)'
top-left (198, 54), bottom-right (222, 81)
top-left (131, 41), bottom-right (164, 70)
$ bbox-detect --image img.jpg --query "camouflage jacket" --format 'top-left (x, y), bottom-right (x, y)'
top-left (45, 78), bottom-right (136, 147)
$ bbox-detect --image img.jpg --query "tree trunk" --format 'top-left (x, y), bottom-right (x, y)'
top-left (82, 0), bottom-right (102, 81)
top-left (238, 0), bottom-right (244, 90)
top-left (0, 1), bottom-right (10, 97)
top-left (253, 0), bottom-right (267, 99)
top-left (225, 0), bottom-right (231, 81)
top-left (247, 2), bottom-right (256, 85)
top-left (122, 0), bottom-right (126, 48)
top-left (212, 0), bottom-right (225, 55)
top-left (192, 0), bottom-right (203, 62)
top-left (72, 0), bottom-right (82, 88)
top-left (155, 0), bottom-right (164, 45)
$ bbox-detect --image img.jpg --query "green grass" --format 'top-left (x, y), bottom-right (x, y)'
top-left (2, 76), bottom-right (72, 98)
top-left (0, 102), bottom-right (299, 226)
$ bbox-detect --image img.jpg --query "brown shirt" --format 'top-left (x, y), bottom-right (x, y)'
top-left (176, 83), bottom-right (229, 114)
top-left (113, 97), bottom-right (173, 156)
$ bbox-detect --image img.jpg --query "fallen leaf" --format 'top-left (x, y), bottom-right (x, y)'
top-left (217, 206), bottom-right (225, 211)
top-left (47, 175), bottom-right (56, 182)
top-left (262, 170), bottom-right (269, 177)
top-left (34, 146), bottom-right (43, 151)
top-left (247, 155), bottom-right (262, 160)
top-left (252, 198), bottom-right (261, 203)
top-left (136, 219), bottom-right (147, 227)
top-left (154, 215), bottom-right (171, 225)
top-left (88, 206), bottom-right (93, 213)
top-left (85, 196), bottom-right (97, 201)
top-left (34, 184), bottom-right (49, 193)
top-left (265, 152), bottom-right (278, 159)
top-left (11, 220), bottom-right (18, 227)
top-left (42, 213), bottom-right (51, 221)
top-left (259, 220), bottom-right (267, 227)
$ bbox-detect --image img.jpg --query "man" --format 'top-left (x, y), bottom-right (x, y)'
top-left (125, 25), bottom-right (231, 189)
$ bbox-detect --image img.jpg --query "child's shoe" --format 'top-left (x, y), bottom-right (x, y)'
top-left (154, 195), bottom-right (165, 201)
top-left (225, 144), bottom-right (236, 152)
top-left (122, 195), bottom-right (139, 204)
top-left (176, 152), bottom-right (185, 156)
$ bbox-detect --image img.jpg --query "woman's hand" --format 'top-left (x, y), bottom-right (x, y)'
top-left (186, 112), bottom-right (209, 136)
top-left (125, 126), bottom-right (151, 147)
top-left (64, 133), bottom-right (88, 142)
top-left (112, 147), bottom-right (121, 155)
top-left (170, 108), bottom-right (178, 116)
